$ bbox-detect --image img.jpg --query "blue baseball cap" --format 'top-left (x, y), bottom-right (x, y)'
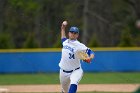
top-left (69, 27), bottom-right (79, 33)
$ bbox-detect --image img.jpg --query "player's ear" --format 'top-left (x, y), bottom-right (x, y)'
top-left (76, 34), bottom-right (79, 38)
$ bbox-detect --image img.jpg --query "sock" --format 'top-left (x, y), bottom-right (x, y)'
top-left (68, 84), bottom-right (77, 93)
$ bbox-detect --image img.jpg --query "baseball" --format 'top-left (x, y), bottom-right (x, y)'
top-left (63, 21), bottom-right (68, 26)
top-left (136, 20), bottom-right (140, 29)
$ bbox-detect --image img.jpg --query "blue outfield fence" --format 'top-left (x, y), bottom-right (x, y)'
top-left (0, 48), bottom-right (140, 73)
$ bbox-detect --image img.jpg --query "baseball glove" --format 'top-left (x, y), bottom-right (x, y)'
top-left (76, 51), bottom-right (91, 63)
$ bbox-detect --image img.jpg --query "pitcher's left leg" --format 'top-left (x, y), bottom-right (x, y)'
top-left (68, 68), bottom-right (83, 93)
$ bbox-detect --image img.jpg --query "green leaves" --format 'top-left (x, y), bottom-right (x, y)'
top-left (9, 0), bottom-right (39, 12)
top-left (0, 0), bottom-right (140, 48)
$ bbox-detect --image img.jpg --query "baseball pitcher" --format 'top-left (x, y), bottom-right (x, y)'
top-left (59, 21), bottom-right (95, 93)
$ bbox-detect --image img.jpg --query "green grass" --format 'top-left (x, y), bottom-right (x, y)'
top-left (0, 73), bottom-right (59, 85)
top-left (81, 72), bottom-right (140, 84)
top-left (0, 72), bottom-right (140, 85)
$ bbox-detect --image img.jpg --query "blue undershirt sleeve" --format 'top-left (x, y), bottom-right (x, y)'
top-left (61, 38), bottom-right (67, 43)
top-left (86, 48), bottom-right (95, 56)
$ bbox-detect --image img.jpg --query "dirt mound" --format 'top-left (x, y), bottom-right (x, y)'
top-left (0, 84), bottom-right (139, 92)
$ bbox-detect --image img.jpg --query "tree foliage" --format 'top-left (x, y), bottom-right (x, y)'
top-left (0, 0), bottom-right (140, 48)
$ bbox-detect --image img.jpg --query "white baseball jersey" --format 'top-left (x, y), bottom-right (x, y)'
top-left (59, 38), bottom-right (88, 70)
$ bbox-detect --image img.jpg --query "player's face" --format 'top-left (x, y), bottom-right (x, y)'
top-left (68, 32), bottom-right (79, 40)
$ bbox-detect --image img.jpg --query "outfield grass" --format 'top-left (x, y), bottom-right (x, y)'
top-left (0, 72), bottom-right (140, 85)
top-left (81, 72), bottom-right (140, 84)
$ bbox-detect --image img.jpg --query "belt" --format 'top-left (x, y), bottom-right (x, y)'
top-left (62, 67), bottom-right (80, 73)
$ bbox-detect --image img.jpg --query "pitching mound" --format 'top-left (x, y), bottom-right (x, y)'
top-left (0, 84), bottom-right (140, 93)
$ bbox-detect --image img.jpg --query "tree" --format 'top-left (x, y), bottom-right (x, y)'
top-left (118, 27), bottom-right (135, 47)
top-left (0, 33), bottom-right (15, 49)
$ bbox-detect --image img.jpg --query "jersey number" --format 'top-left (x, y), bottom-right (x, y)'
top-left (69, 53), bottom-right (75, 59)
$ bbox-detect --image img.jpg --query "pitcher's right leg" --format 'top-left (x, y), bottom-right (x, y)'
top-left (60, 69), bottom-right (71, 93)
